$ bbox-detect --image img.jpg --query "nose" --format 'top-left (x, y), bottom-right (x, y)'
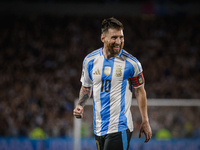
top-left (115, 37), bottom-right (121, 44)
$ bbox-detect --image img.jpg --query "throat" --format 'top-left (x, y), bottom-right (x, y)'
top-left (103, 48), bottom-right (118, 59)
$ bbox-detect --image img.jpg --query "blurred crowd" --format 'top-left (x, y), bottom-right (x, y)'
top-left (0, 14), bottom-right (199, 138)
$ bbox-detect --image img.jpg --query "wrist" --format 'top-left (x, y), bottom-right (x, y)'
top-left (77, 103), bottom-right (84, 108)
top-left (142, 118), bottom-right (149, 123)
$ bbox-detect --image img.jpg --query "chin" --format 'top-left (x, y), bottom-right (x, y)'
top-left (115, 49), bottom-right (121, 54)
top-left (114, 47), bottom-right (122, 53)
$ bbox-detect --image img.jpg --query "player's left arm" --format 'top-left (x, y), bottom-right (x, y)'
top-left (134, 84), bottom-right (152, 143)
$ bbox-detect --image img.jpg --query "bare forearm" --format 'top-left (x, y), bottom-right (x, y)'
top-left (137, 95), bottom-right (148, 122)
top-left (78, 86), bottom-right (92, 107)
top-left (135, 85), bottom-right (149, 122)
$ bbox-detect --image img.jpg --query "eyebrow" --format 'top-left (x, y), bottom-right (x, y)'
top-left (111, 35), bottom-right (124, 38)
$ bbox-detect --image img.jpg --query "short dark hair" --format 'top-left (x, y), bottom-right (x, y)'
top-left (101, 17), bottom-right (124, 33)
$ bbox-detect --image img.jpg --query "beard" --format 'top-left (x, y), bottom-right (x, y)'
top-left (106, 43), bottom-right (124, 56)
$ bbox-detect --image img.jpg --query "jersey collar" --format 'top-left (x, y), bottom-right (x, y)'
top-left (100, 47), bottom-right (123, 58)
top-left (117, 49), bottom-right (123, 57)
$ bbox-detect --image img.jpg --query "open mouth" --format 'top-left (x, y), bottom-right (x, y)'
top-left (113, 45), bottom-right (120, 50)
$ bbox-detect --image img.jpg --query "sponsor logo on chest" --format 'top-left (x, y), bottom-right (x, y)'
top-left (93, 69), bottom-right (101, 75)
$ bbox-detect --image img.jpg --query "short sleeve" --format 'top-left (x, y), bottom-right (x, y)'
top-left (121, 50), bottom-right (144, 88)
top-left (132, 61), bottom-right (143, 78)
top-left (80, 57), bottom-right (93, 87)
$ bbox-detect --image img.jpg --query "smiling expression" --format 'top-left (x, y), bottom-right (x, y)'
top-left (101, 28), bottom-right (124, 58)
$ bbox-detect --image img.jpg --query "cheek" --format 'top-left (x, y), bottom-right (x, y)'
top-left (121, 41), bottom-right (124, 48)
top-left (105, 39), bottom-right (112, 45)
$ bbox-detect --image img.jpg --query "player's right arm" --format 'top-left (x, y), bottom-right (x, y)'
top-left (74, 53), bottom-right (93, 119)
top-left (73, 86), bottom-right (92, 119)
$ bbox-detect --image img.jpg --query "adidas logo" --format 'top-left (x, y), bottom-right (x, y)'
top-left (93, 69), bottom-right (101, 75)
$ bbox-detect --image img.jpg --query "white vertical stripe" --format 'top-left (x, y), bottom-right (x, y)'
top-left (92, 56), bottom-right (104, 135)
top-left (107, 58), bottom-right (126, 134)
top-left (125, 80), bottom-right (134, 132)
top-left (81, 54), bottom-right (100, 87)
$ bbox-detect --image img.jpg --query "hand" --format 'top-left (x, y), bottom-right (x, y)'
top-left (139, 121), bottom-right (152, 143)
top-left (73, 105), bottom-right (84, 119)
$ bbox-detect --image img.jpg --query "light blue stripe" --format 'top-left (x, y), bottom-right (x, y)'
top-left (122, 52), bottom-right (142, 72)
top-left (83, 49), bottom-right (101, 67)
top-left (88, 49), bottom-right (100, 58)
top-left (122, 51), bottom-right (139, 62)
top-left (100, 58), bottom-right (114, 136)
top-left (88, 58), bottom-right (96, 135)
top-left (122, 53), bottom-right (142, 71)
top-left (117, 49), bottom-right (123, 57)
top-left (122, 130), bottom-right (128, 150)
top-left (118, 60), bottom-right (129, 131)
top-left (87, 59), bottom-right (95, 80)
top-left (99, 47), bottom-right (103, 56)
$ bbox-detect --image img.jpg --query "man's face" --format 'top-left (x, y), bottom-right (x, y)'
top-left (101, 28), bottom-right (124, 56)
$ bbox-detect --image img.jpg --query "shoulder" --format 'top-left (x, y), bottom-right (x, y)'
top-left (120, 49), bottom-right (143, 76)
top-left (121, 49), bottom-right (141, 67)
top-left (83, 48), bottom-right (102, 66)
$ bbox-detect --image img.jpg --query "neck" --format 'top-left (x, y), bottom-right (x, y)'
top-left (102, 48), bottom-right (117, 59)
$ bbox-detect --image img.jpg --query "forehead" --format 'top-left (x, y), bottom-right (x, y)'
top-left (106, 28), bottom-right (124, 36)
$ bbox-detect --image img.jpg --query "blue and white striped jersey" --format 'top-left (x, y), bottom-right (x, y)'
top-left (81, 47), bottom-right (144, 136)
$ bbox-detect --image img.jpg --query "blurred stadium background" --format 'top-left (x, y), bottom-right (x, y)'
top-left (0, 0), bottom-right (200, 149)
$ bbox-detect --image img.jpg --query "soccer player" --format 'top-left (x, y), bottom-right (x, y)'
top-left (73, 17), bottom-right (152, 150)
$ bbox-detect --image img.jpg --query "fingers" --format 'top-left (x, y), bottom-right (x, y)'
top-left (73, 105), bottom-right (84, 119)
top-left (140, 130), bottom-right (152, 143)
top-left (73, 110), bottom-right (83, 118)
top-left (143, 127), bottom-right (152, 143)
top-left (139, 128), bottom-right (143, 138)
top-left (144, 132), bottom-right (152, 143)
top-left (73, 112), bottom-right (83, 119)
top-left (75, 113), bottom-right (83, 119)
top-left (139, 122), bottom-right (152, 143)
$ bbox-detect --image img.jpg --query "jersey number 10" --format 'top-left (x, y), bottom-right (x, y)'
top-left (101, 79), bottom-right (111, 93)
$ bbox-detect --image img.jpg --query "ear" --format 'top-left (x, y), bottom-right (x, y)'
top-left (101, 34), bottom-right (105, 43)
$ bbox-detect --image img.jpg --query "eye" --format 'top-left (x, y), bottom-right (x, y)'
top-left (111, 36), bottom-right (117, 39)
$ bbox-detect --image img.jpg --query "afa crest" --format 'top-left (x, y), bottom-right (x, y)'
top-left (115, 65), bottom-right (122, 77)
top-left (104, 67), bottom-right (111, 76)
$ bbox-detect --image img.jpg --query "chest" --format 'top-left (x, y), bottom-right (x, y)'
top-left (90, 57), bottom-right (131, 84)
